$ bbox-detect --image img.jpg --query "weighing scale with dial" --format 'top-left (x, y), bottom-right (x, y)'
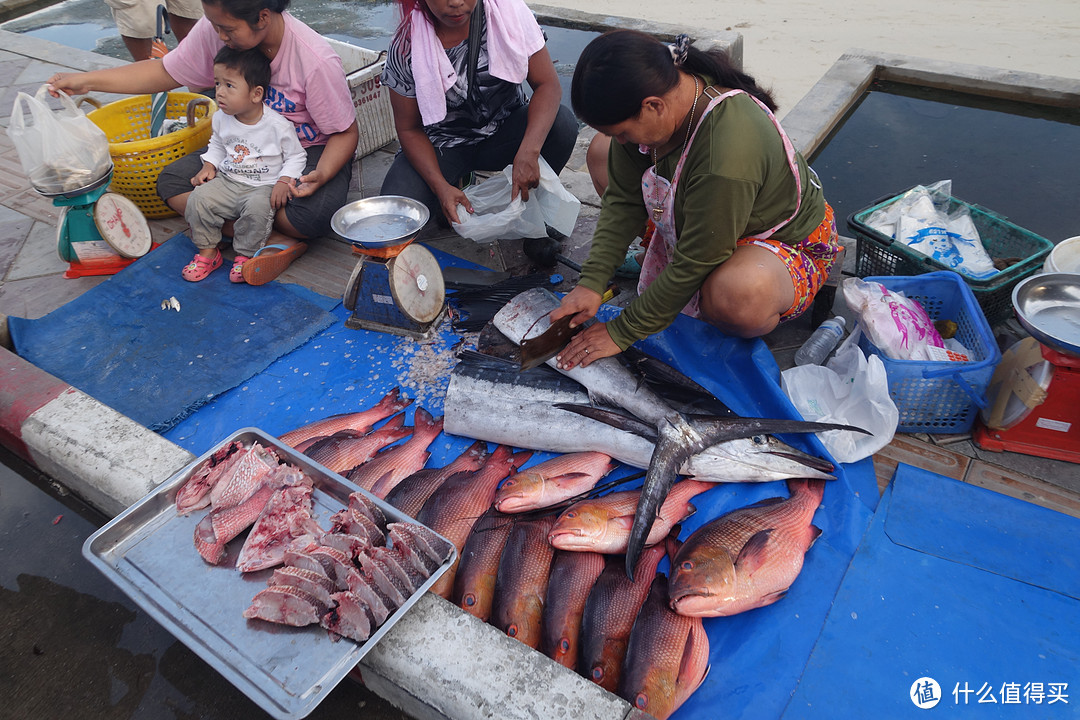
top-left (39, 166), bottom-right (153, 277)
top-left (331, 196), bottom-right (446, 339)
top-left (974, 272), bottom-right (1080, 462)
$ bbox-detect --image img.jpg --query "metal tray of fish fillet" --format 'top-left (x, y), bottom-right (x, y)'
top-left (81, 427), bottom-right (457, 720)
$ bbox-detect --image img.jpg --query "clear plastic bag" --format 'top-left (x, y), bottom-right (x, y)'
top-left (7, 85), bottom-right (112, 195)
top-left (452, 157), bottom-right (580, 243)
top-left (865, 180), bottom-right (998, 280)
top-left (781, 333), bottom-right (898, 464)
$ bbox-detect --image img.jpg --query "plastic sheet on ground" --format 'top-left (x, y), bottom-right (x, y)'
top-left (786, 463), bottom-right (1079, 718)
top-left (161, 271), bottom-right (879, 720)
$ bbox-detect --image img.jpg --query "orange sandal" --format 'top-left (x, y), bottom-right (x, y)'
top-left (230, 255), bottom-right (250, 283)
top-left (182, 250), bottom-right (223, 282)
top-left (241, 242), bottom-right (308, 286)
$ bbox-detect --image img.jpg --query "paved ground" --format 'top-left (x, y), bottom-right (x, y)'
top-left (0, 27), bottom-right (1077, 520)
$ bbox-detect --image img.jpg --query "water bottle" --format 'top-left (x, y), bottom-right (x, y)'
top-left (794, 316), bottom-right (846, 366)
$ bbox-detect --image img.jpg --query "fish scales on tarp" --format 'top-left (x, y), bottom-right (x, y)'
top-left (156, 277), bottom-right (878, 720)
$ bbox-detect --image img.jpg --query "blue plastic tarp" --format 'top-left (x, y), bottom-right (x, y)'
top-left (161, 277), bottom-right (879, 720)
top-left (8, 235), bottom-right (338, 432)
top-left (786, 463), bottom-right (1080, 718)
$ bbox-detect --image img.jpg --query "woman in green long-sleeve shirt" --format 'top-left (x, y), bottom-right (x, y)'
top-left (551, 30), bottom-right (839, 370)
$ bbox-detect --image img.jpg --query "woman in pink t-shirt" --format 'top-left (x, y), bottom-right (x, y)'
top-left (48, 0), bottom-right (358, 284)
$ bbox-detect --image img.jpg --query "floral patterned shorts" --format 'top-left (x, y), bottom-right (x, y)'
top-left (736, 202), bottom-right (839, 322)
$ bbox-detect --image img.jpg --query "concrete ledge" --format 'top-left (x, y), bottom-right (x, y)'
top-left (529, 4), bottom-right (743, 69)
top-left (0, 343), bottom-right (636, 719)
top-left (783, 48), bottom-right (1080, 156)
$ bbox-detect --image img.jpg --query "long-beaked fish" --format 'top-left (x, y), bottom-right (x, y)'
top-left (490, 288), bottom-right (869, 579)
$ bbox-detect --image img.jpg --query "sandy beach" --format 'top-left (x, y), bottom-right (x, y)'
top-left (539, 0), bottom-right (1080, 117)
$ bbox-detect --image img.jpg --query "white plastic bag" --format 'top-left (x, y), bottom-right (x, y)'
top-left (866, 180), bottom-right (998, 280)
top-left (781, 332), bottom-right (898, 463)
top-left (7, 85), bottom-right (111, 195)
top-left (452, 157), bottom-right (580, 243)
top-left (841, 277), bottom-right (946, 361)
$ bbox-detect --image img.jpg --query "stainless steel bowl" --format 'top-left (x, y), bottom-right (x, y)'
top-left (330, 195), bottom-right (429, 249)
top-left (34, 164), bottom-right (114, 199)
top-left (1012, 272), bottom-right (1080, 356)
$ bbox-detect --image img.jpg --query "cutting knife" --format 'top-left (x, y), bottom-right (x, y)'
top-left (518, 284), bottom-right (617, 371)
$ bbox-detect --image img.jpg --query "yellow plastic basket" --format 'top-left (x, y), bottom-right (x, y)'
top-left (87, 92), bottom-right (216, 218)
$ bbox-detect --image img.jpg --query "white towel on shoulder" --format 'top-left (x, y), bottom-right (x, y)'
top-left (410, 0), bottom-right (546, 126)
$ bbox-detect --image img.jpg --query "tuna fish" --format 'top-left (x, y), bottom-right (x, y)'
top-left (668, 479), bottom-right (825, 617)
top-left (383, 440), bottom-right (490, 517)
top-left (452, 507), bottom-right (515, 622)
top-left (618, 576), bottom-right (710, 720)
top-left (490, 515), bottom-right (557, 649)
top-left (350, 409), bottom-right (444, 497)
top-left (303, 413), bottom-right (412, 474)
top-left (579, 542), bottom-right (669, 692)
top-left (414, 445), bottom-right (531, 598)
top-left (548, 479), bottom-right (713, 554)
top-left (494, 451), bottom-right (616, 513)
top-left (541, 550), bottom-right (606, 672)
top-left (278, 386), bottom-right (413, 448)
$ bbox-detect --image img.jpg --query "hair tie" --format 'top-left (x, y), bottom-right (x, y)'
top-left (668, 33), bottom-right (691, 67)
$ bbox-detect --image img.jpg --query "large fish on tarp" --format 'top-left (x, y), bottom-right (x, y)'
top-left (383, 440), bottom-right (489, 517)
top-left (541, 550), bottom-right (606, 672)
top-left (579, 542), bottom-right (669, 693)
top-left (414, 445), bottom-right (531, 598)
top-left (490, 515), bottom-right (557, 649)
top-left (494, 451), bottom-right (617, 513)
top-left (451, 506), bottom-right (514, 622)
top-left (444, 352), bottom-right (835, 484)
top-left (618, 576), bottom-right (710, 720)
top-left (668, 479), bottom-right (825, 617)
top-left (302, 413), bottom-right (412, 474)
top-left (488, 288), bottom-right (867, 578)
top-left (278, 386), bottom-right (413, 448)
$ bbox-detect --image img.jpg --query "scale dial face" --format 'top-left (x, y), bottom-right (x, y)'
top-left (93, 193), bottom-right (153, 258)
top-left (389, 243), bottom-right (446, 324)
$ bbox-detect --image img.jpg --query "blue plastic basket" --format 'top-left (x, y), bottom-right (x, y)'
top-left (857, 272), bottom-right (1002, 434)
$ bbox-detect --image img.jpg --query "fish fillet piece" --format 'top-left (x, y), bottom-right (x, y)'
top-left (305, 413), bottom-right (412, 474)
top-left (389, 527), bottom-right (441, 576)
top-left (387, 522), bottom-right (454, 567)
top-left (541, 550), bottom-right (606, 672)
top-left (384, 440), bottom-right (489, 517)
top-left (236, 482), bottom-right (321, 572)
top-left (270, 566), bottom-right (335, 607)
top-left (370, 545), bottom-right (428, 593)
top-left (283, 548), bottom-right (333, 580)
top-left (318, 532), bottom-right (371, 559)
top-left (329, 508), bottom-right (385, 547)
top-left (358, 549), bottom-right (411, 607)
top-left (243, 585), bottom-right (325, 627)
top-left (353, 409), bottom-right (445, 497)
top-left (278, 387), bottom-right (413, 448)
top-left (345, 568), bottom-right (397, 625)
top-left (175, 440), bottom-right (245, 515)
top-left (307, 545), bottom-right (357, 590)
top-left (195, 484), bottom-right (276, 565)
top-left (618, 576), bottom-right (710, 720)
top-left (209, 442), bottom-right (279, 510)
top-left (348, 491), bottom-right (388, 530)
top-left (321, 591), bottom-right (375, 642)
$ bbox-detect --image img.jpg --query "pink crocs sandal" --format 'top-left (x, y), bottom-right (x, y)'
top-left (181, 250), bottom-right (223, 282)
top-left (230, 255), bottom-right (250, 283)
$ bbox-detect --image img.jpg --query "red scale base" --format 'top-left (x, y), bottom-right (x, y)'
top-left (974, 345), bottom-right (1080, 463)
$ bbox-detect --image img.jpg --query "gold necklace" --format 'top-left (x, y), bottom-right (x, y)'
top-left (651, 74), bottom-right (700, 222)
